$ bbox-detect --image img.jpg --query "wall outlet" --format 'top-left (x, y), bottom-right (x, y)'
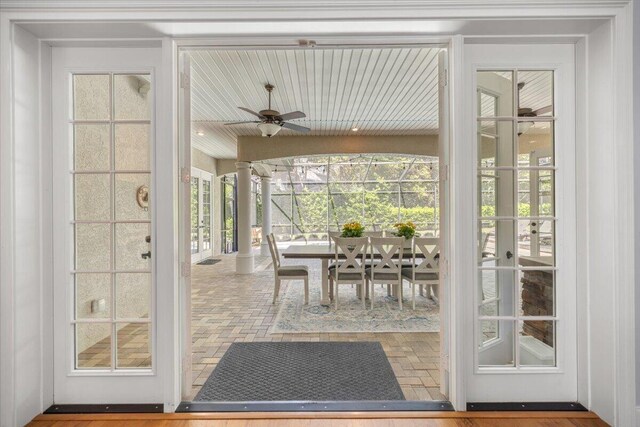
top-left (91, 298), bottom-right (106, 313)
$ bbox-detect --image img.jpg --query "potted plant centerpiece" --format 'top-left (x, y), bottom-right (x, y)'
top-left (341, 222), bottom-right (365, 249)
top-left (393, 221), bottom-right (417, 248)
top-left (341, 221), bottom-right (365, 238)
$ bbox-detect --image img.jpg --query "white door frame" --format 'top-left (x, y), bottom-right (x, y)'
top-left (176, 37), bottom-right (456, 405)
top-left (0, 3), bottom-right (635, 424)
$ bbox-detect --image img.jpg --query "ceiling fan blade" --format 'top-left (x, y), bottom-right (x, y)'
top-left (277, 111), bottom-right (306, 121)
top-left (224, 121), bottom-right (260, 126)
top-left (533, 105), bottom-right (553, 116)
top-left (238, 106), bottom-right (266, 119)
top-left (281, 122), bottom-right (311, 133)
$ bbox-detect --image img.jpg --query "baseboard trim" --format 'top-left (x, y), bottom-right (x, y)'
top-left (44, 404), bottom-right (164, 414)
top-left (466, 402), bottom-right (587, 411)
top-left (177, 400), bottom-right (454, 412)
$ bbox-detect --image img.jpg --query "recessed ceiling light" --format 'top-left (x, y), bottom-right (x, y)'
top-left (196, 130), bottom-right (205, 136)
top-left (351, 127), bottom-right (359, 132)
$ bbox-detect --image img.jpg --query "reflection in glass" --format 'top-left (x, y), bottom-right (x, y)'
top-left (519, 320), bottom-right (555, 366)
top-left (75, 224), bottom-right (111, 271)
top-left (478, 121), bottom-right (514, 167)
top-left (517, 121), bottom-right (554, 166)
top-left (479, 320), bottom-right (515, 366)
top-left (74, 124), bottom-right (110, 171)
top-left (75, 273), bottom-right (111, 319)
top-left (116, 273), bottom-right (151, 319)
top-left (518, 269), bottom-right (555, 317)
top-left (517, 170), bottom-right (554, 217)
top-left (75, 174), bottom-right (111, 221)
top-left (114, 74), bottom-right (151, 120)
top-left (479, 219), bottom-right (515, 265)
top-left (115, 223), bottom-right (151, 270)
top-left (115, 124), bottom-right (150, 170)
top-left (517, 220), bottom-right (555, 261)
top-left (116, 323), bottom-right (151, 368)
top-left (115, 173), bottom-right (150, 221)
top-left (517, 71), bottom-right (553, 117)
top-left (477, 71), bottom-right (513, 116)
top-left (74, 74), bottom-right (110, 121)
top-left (191, 177), bottom-right (199, 254)
top-left (76, 323), bottom-right (111, 369)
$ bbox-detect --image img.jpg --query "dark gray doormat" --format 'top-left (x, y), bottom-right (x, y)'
top-left (194, 342), bottom-right (405, 401)
top-left (197, 258), bottom-right (221, 265)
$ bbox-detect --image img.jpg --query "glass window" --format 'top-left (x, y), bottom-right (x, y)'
top-left (476, 69), bottom-right (556, 369)
top-left (254, 155), bottom-right (439, 242)
top-left (71, 73), bottom-right (152, 371)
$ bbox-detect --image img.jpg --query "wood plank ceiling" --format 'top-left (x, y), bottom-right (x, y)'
top-left (189, 47), bottom-right (443, 159)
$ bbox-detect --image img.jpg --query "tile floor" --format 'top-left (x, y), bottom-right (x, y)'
top-left (190, 249), bottom-right (444, 401)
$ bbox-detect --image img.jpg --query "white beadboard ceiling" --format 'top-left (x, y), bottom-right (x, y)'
top-left (190, 49), bottom-right (554, 159)
top-left (190, 47), bottom-right (443, 159)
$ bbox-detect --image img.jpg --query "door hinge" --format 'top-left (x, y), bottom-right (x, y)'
top-left (440, 164), bottom-right (449, 181)
top-left (180, 167), bottom-right (190, 184)
top-left (180, 71), bottom-right (190, 89)
top-left (181, 261), bottom-right (191, 278)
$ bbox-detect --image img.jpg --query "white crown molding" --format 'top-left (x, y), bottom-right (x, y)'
top-left (0, 0), bottom-right (632, 11)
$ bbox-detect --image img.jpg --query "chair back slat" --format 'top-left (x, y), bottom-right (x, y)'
top-left (332, 236), bottom-right (368, 274)
top-left (413, 237), bottom-right (439, 273)
top-left (363, 231), bottom-right (383, 238)
top-left (267, 233), bottom-right (281, 269)
top-left (369, 237), bottom-right (404, 274)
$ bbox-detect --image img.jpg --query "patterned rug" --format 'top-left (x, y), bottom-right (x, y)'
top-left (271, 282), bottom-right (440, 334)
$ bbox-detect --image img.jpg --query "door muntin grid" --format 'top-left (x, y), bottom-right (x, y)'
top-left (71, 73), bottom-right (153, 372)
top-left (475, 69), bottom-right (557, 370)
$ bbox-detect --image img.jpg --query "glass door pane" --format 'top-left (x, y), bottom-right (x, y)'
top-left (71, 73), bottom-right (152, 371)
top-left (476, 69), bottom-right (557, 369)
top-left (191, 177), bottom-right (200, 255)
top-left (202, 178), bottom-right (212, 252)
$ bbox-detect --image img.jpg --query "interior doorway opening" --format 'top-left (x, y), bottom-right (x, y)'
top-left (181, 44), bottom-right (450, 409)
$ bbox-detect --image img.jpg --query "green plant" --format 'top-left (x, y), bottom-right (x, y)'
top-left (393, 221), bottom-right (417, 239)
top-left (341, 221), bottom-right (365, 238)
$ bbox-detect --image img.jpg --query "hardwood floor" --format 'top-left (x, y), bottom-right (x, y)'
top-left (28, 412), bottom-right (609, 426)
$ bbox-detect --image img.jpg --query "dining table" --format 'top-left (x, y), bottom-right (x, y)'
top-left (281, 243), bottom-right (427, 306)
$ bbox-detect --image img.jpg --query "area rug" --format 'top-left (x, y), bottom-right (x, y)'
top-left (271, 282), bottom-right (439, 334)
top-left (193, 342), bottom-right (404, 401)
top-left (197, 258), bottom-right (221, 265)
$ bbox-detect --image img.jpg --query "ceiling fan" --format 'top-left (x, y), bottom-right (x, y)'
top-left (517, 81), bottom-right (552, 136)
top-left (224, 84), bottom-right (310, 138)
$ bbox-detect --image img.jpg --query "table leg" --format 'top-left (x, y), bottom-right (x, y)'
top-left (321, 259), bottom-right (330, 306)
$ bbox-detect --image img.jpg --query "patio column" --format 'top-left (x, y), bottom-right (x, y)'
top-left (235, 161), bottom-right (254, 274)
top-left (260, 175), bottom-right (272, 257)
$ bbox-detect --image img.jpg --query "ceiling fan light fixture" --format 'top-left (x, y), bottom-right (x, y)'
top-left (518, 121), bottom-right (534, 135)
top-left (258, 122), bottom-right (282, 138)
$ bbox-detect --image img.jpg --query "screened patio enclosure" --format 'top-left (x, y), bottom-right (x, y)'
top-left (252, 154), bottom-right (440, 243)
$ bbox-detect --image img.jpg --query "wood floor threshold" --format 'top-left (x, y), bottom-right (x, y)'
top-left (33, 411), bottom-right (603, 420)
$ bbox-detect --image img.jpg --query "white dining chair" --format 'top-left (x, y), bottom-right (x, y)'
top-left (366, 237), bottom-right (404, 310)
top-left (402, 237), bottom-right (439, 310)
top-left (267, 233), bottom-right (309, 305)
top-left (329, 236), bottom-right (368, 309)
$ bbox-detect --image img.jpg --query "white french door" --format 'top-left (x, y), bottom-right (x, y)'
top-left (464, 44), bottom-right (577, 402)
top-left (191, 168), bottom-right (214, 263)
top-left (51, 47), bottom-right (165, 403)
